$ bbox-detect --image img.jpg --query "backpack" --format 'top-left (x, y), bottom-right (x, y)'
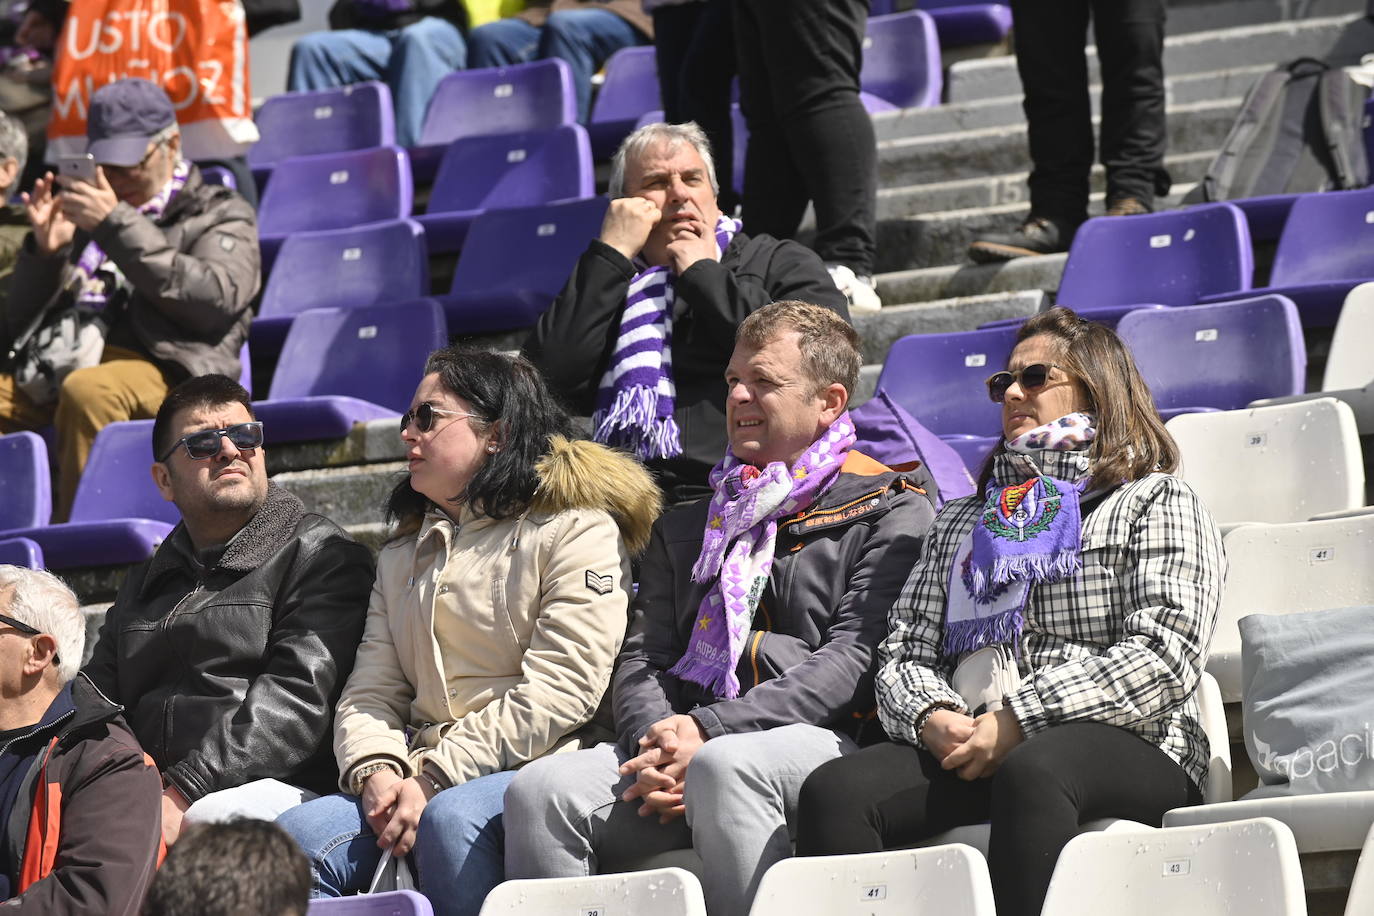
top-left (1196, 58), bottom-right (1370, 202)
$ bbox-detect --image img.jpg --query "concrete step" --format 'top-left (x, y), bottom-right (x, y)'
top-left (1163, 0), bottom-right (1366, 36)
top-left (877, 252), bottom-right (1069, 308)
top-left (274, 461), bottom-right (405, 529)
top-left (852, 290), bottom-right (1048, 363)
top-left (945, 13), bottom-right (1360, 103)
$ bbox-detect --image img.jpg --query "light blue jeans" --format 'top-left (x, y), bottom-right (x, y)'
top-left (276, 770), bottom-right (515, 916)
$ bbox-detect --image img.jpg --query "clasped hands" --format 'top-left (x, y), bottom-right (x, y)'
top-left (618, 713), bottom-right (707, 824)
top-left (599, 197), bottom-right (718, 276)
top-left (921, 706), bottom-right (1025, 781)
top-left (22, 168), bottom-right (121, 256)
top-left (361, 768), bottom-right (440, 857)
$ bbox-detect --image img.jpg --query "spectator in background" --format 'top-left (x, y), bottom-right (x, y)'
top-left (0, 111), bottom-right (30, 311)
top-left (83, 374), bottom-right (373, 847)
top-left (0, 78), bottom-right (259, 520)
top-left (734, 0), bottom-right (880, 313)
top-left (0, 565), bottom-right (163, 915)
top-left (968, 1), bottom-right (1169, 261)
top-left (523, 122), bottom-right (848, 506)
top-left (144, 819), bottom-right (311, 916)
top-left (467, 0), bottom-right (651, 124)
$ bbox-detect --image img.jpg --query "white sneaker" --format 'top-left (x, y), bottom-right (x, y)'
top-left (826, 263), bottom-right (882, 313)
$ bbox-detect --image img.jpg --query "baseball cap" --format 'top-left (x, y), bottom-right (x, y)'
top-left (86, 78), bottom-right (177, 166)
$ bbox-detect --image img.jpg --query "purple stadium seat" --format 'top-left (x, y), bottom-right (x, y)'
top-left (862, 11), bottom-right (942, 109)
top-left (248, 82), bottom-right (396, 188)
top-left (869, 0), bottom-right (1011, 48)
top-left (1199, 186), bottom-right (1374, 328)
top-left (0, 431), bottom-right (51, 530)
top-left (254, 219), bottom-right (430, 357)
top-left (1057, 202), bottom-right (1253, 324)
top-left (977, 303), bottom-right (1168, 331)
top-left (418, 125), bottom-right (593, 255)
top-left (944, 434), bottom-right (1001, 477)
top-left (2, 421), bottom-right (177, 570)
top-left (589, 45), bottom-right (660, 160)
top-left (438, 196), bottom-right (609, 335)
top-left (1118, 295), bottom-right (1306, 420)
top-left (307, 890), bottom-right (433, 915)
top-left (254, 300), bottom-right (447, 442)
top-left (875, 326), bottom-right (1021, 438)
top-left (1229, 193), bottom-right (1302, 243)
top-left (0, 537), bottom-right (42, 569)
top-left (198, 165), bottom-right (237, 190)
top-left (256, 146), bottom-right (413, 273)
top-left (411, 59), bottom-right (577, 184)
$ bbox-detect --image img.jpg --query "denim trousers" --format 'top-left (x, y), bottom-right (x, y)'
top-left (276, 770), bottom-right (515, 916)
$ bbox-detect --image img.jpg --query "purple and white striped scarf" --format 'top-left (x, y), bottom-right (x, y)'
top-left (669, 412), bottom-right (857, 698)
top-left (74, 157), bottom-right (190, 309)
top-left (591, 214), bottom-right (740, 460)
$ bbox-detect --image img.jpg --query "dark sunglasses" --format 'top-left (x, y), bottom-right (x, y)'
top-left (160, 421), bottom-right (264, 462)
top-left (985, 363), bottom-right (1070, 403)
top-left (0, 612), bottom-right (40, 635)
top-left (399, 403), bottom-right (481, 435)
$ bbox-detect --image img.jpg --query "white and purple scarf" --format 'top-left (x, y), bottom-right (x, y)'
top-left (591, 214), bottom-right (741, 460)
top-left (669, 412), bottom-right (857, 698)
top-left (73, 157), bottom-right (190, 309)
top-left (943, 412), bottom-right (1096, 657)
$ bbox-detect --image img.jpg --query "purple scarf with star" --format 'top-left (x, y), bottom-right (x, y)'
top-left (669, 412), bottom-right (857, 698)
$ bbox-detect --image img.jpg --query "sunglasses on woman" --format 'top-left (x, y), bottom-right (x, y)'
top-left (399, 402), bottom-right (483, 434)
top-left (984, 363), bottom-right (1071, 403)
top-left (159, 421), bottom-right (265, 462)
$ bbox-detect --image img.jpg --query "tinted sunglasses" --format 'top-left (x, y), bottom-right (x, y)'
top-left (985, 363), bottom-right (1070, 403)
top-left (399, 403), bottom-right (482, 434)
top-left (0, 612), bottom-right (40, 635)
top-left (160, 421), bottom-right (264, 462)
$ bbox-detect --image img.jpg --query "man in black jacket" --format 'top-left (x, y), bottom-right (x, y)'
top-left (83, 374), bottom-right (372, 846)
top-left (506, 301), bottom-right (937, 916)
top-left (524, 121), bottom-right (849, 507)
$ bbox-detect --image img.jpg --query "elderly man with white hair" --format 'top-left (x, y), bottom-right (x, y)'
top-left (0, 565), bottom-right (162, 914)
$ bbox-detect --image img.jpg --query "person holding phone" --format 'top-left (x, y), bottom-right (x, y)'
top-left (0, 77), bottom-right (259, 519)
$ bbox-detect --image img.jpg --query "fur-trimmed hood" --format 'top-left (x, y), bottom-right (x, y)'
top-left (531, 435), bottom-right (662, 555)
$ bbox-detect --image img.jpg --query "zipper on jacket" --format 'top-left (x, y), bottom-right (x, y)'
top-left (0, 709), bottom-right (74, 758)
top-left (158, 585), bottom-right (204, 764)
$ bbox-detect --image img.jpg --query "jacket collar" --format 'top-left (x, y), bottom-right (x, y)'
top-left (8, 675), bottom-right (123, 753)
top-left (989, 446), bottom-right (1093, 488)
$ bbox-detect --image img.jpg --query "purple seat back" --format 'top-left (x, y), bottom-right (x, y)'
top-left (1058, 203), bottom-right (1253, 308)
top-left (862, 11), bottom-right (943, 109)
top-left (199, 165), bottom-right (237, 190)
top-left (875, 326), bottom-right (1020, 438)
top-left (1270, 187), bottom-right (1374, 286)
top-left (1117, 295), bottom-right (1306, 411)
top-left (588, 45), bottom-right (660, 158)
top-left (260, 219), bottom-right (430, 320)
top-left (69, 421), bottom-right (180, 525)
top-left (0, 431), bottom-right (51, 529)
top-left (850, 390), bottom-right (976, 507)
top-left (418, 59), bottom-right (576, 148)
top-left (307, 890), bottom-right (433, 914)
top-left (0, 537), bottom-right (42, 568)
top-left (257, 147), bottom-right (413, 237)
top-left (267, 301), bottom-right (447, 413)
top-left (248, 82), bottom-right (396, 170)
top-left (428, 125), bottom-right (594, 215)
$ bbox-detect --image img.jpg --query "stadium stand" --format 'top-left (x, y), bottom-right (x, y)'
top-left (748, 846), bottom-right (995, 916)
top-left (861, 10), bottom-right (943, 110)
top-left (247, 81), bottom-right (396, 189)
top-left (479, 868), bottom-right (706, 916)
top-left (0, 537), bottom-right (42, 569)
top-left (588, 45), bottom-right (660, 161)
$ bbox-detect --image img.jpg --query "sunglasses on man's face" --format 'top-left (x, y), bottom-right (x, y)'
top-left (399, 402), bottom-right (482, 435)
top-left (985, 363), bottom-right (1070, 403)
top-left (160, 421), bottom-right (264, 463)
top-left (0, 613), bottom-right (40, 635)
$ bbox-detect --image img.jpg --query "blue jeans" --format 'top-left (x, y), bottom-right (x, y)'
top-left (288, 16), bottom-right (467, 147)
top-left (467, 10), bottom-right (644, 122)
top-left (276, 770), bottom-right (515, 916)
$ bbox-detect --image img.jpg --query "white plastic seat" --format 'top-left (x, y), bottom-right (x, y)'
top-left (1165, 789), bottom-right (1374, 855)
top-left (1041, 817), bottom-right (1306, 915)
top-left (1344, 821), bottom-right (1374, 915)
top-left (747, 845), bottom-right (995, 916)
top-left (1166, 398), bottom-right (1364, 527)
top-left (478, 867), bottom-right (706, 916)
top-left (1209, 516), bottom-right (1374, 701)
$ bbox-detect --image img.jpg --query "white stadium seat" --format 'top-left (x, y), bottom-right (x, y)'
top-left (1345, 822), bottom-right (1374, 916)
top-left (478, 867), bottom-right (706, 916)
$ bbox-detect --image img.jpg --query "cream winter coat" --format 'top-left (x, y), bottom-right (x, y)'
top-left (333, 437), bottom-right (661, 790)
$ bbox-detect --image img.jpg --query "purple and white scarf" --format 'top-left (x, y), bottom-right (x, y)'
top-left (943, 412), bottom-right (1096, 657)
top-left (591, 214), bottom-right (741, 460)
top-left (669, 412), bottom-right (857, 698)
top-left (73, 157), bottom-right (190, 309)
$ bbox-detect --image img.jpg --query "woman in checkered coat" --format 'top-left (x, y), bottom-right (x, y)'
top-left (794, 307), bottom-right (1225, 916)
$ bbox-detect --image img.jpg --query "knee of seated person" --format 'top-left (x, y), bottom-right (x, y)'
top-left (991, 732), bottom-right (1068, 800)
top-left (58, 364), bottom-right (114, 408)
top-left (796, 756), bottom-right (851, 821)
top-left (504, 755), bottom-right (566, 816)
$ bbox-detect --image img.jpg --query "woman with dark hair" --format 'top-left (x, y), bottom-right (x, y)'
top-left (794, 307), bottom-right (1225, 916)
top-left (278, 347), bottom-right (661, 916)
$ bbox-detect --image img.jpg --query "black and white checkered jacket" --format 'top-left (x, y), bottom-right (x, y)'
top-left (876, 447), bottom-right (1225, 790)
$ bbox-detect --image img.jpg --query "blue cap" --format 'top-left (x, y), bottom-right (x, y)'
top-left (86, 78), bottom-right (176, 166)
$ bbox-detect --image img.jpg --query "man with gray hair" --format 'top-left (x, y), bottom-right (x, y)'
top-left (524, 121), bottom-right (849, 506)
top-left (0, 110), bottom-right (30, 313)
top-left (0, 565), bottom-right (163, 913)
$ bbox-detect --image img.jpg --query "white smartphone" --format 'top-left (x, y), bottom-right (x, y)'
top-left (57, 154), bottom-right (98, 185)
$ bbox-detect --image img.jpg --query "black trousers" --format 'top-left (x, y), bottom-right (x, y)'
top-left (1010, 0), bottom-right (1170, 224)
top-left (796, 722), bottom-right (1203, 916)
top-left (652, 0), bottom-right (737, 213)
top-left (734, 0), bottom-right (876, 275)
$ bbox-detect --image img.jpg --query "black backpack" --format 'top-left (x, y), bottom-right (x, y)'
top-left (1196, 58), bottom-right (1370, 202)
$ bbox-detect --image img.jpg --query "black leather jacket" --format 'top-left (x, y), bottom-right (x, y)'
top-left (83, 484), bottom-right (372, 801)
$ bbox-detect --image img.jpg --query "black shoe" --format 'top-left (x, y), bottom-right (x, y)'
top-left (968, 216), bottom-right (1074, 263)
top-left (1104, 195), bottom-right (1153, 217)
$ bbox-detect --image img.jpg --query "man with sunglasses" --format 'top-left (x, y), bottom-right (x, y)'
top-left (0, 564), bottom-right (163, 913)
top-left (83, 374), bottom-right (373, 847)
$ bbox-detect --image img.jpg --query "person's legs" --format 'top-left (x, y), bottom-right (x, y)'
top-left (987, 723), bottom-right (1203, 916)
top-left (276, 792), bottom-right (384, 898)
top-left (677, 0), bottom-right (737, 213)
top-left (466, 17), bottom-right (542, 69)
top-left (651, 3), bottom-right (703, 123)
top-left (1091, 0), bottom-right (1169, 210)
top-left (540, 9), bottom-right (645, 123)
top-left (734, 0), bottom-right (806, 241)
top-left (0, 372), bottom-right (57, 434)
top-left (388, 16), bottom-right (468, 147)
top-left (413, 770), bottom-right (516, 916)
top-left (287, 28), bottom-right (394, 93)
top-left (185, 779), bottom-right (319, 825)
top-left (503, 742), bottom-right (693, 880)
